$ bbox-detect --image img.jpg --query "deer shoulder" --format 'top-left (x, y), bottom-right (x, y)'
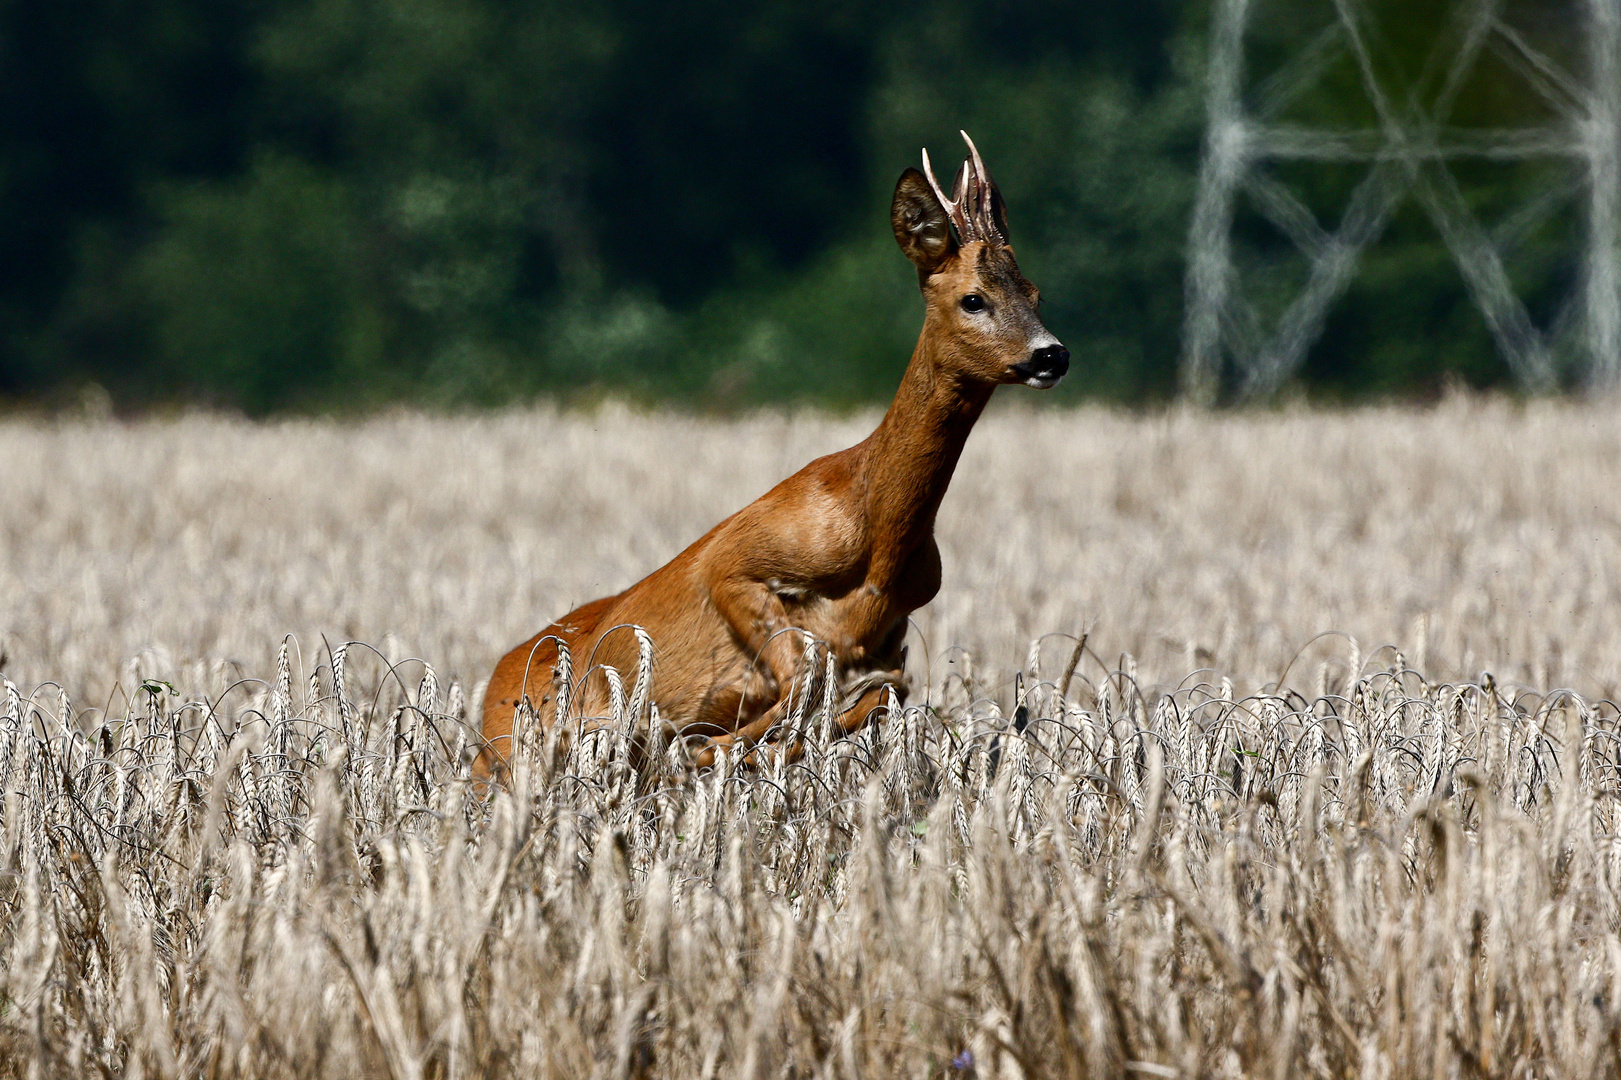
top-left (697, 450), bottom-right (870, 599)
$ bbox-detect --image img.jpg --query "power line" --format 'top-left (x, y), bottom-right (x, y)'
top-left (1181, 0), bottom-right (1621, 399)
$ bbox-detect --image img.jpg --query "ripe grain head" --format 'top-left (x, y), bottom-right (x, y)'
top-left (1, 398), bottom-right (1619, 1074)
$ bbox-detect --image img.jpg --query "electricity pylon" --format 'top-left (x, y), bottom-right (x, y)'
top-left (1181, 0), bottom-right (1621, 400)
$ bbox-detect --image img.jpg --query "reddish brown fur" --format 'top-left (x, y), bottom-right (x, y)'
top-left (479, 148), bottom-right (1065, 777)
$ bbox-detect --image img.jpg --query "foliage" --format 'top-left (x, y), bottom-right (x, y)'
top-left (1, 0), bottom-right (1597, 410)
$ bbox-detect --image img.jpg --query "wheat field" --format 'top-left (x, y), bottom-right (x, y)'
top-left (3, 396), bottom-right (1621, 1077)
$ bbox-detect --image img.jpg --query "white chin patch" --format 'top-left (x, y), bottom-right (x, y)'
top-left (1021, 373), bottom-right (1063, 389)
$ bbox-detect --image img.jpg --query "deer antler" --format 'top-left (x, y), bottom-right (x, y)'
top-left (921, 130), bottom-right (1005, 245)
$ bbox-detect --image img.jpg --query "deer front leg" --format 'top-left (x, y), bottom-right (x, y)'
top-left (694, 674), bottom-right (903, 769)
top-left (835, 675), bottom-right (905, 735)
top-left (697, 574), bottom-right (810, 743)
top-left (690, 695), bottom-right (792, 768)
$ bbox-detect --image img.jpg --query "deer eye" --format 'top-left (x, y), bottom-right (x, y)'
top-left (960, 294), bottom-right (986, 313)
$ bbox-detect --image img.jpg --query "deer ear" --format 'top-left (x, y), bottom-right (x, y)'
top-left (891, 168), bottom-right (957, 275)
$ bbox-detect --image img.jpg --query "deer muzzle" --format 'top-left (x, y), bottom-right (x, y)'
top-left (1014, 343), bottom-right (1070, 388)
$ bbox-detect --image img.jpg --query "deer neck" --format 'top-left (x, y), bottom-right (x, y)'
top-left (860, 329), bottom-right (993, 577)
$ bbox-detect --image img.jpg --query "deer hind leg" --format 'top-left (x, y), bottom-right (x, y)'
top-left (478, 593), bottom-right (619, 779)
top-left (476, 634), bottom-right (558, 780)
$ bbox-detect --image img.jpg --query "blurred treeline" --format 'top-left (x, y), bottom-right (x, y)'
top-left (0, 0), bottom-right (1588, 412)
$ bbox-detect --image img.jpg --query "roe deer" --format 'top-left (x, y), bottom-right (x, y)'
top-left (480, 132), bottom-right (1068, 775)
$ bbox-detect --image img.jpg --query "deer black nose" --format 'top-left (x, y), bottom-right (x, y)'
top-left (1031, 344), bottom-right (1069, 375)
top-left (1011, 342), bottom-right (1069, 387)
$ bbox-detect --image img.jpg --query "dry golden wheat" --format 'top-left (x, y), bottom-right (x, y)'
top-left (2, 396), bottom-right (1620, 1077)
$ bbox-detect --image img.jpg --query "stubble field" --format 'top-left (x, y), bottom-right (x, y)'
top-left (3, 397), bottom-right (1621, 1077)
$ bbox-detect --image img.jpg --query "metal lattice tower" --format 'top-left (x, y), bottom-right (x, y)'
top-left (1181, 0), bottom-right (1621, 400)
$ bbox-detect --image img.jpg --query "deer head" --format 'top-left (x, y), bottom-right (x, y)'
top-left (890, 131), bottom-right (1069, 389)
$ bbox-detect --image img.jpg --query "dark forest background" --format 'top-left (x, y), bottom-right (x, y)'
top-left (0, 0), bottom-right (1592, 413)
